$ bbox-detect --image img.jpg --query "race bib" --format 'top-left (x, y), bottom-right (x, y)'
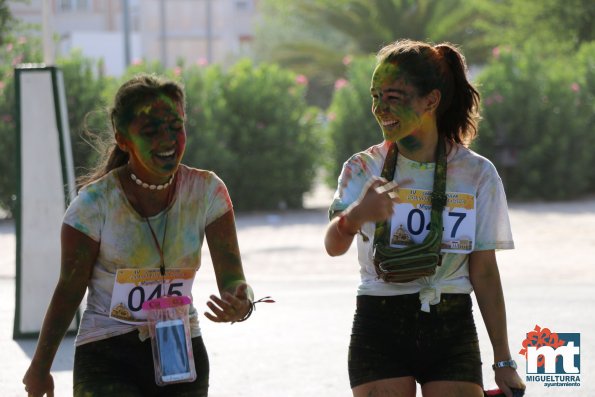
top-left (389, 188), bottom-right (476, 254)
top-left (110, 268), bottom-right (195, 324)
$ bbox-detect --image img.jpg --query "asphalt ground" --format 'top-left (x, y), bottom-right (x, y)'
top-left (1, 195), bottom-right (594, 396)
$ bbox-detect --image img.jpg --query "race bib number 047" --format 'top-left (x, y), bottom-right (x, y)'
top-left (110, 268), bottom-right (195, 324)
top-left (390, 188), bottom-right (476, 254)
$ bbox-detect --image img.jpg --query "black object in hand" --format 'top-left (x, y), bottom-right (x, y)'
top-left (484, 388), bottom-right (525, 397)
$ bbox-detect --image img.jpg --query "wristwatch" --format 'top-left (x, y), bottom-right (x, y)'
top-left (492, 359), bottom-right (517, 370)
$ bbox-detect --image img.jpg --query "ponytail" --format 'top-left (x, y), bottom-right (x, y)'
top-left (76, 141), bottom-right (130, 189)
top-left (434, 44), bottom-right (480, 145)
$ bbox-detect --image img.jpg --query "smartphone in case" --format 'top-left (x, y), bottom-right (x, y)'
top-left (155, 319), bottom-right (192, 382)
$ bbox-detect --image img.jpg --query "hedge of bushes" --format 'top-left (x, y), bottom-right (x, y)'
top-left (179, 60), bottom-right (320, 210)
top-left (473, 42), bottom-right (595, 200)
top-left (324, 56), bottom-right (380, 187)
top-left (0, 34), bottom-right (43, 215)
top-left (2, 40), bottom-right (594, 216)
top-left (0, 53), bottom-right (320, 214)
top-left (323, 46), bottom-right (595, 201)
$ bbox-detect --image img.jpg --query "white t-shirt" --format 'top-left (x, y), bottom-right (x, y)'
top-left (329, 141), bottom-right (514, 311)
top-left (63, 164), bottom-right (232, 346)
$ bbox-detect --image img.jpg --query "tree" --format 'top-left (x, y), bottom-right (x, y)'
top-left (324, 56), bottom-right (380, 185)
top-left (56, 50), bottom-right (112, 175)
top-left (0, 19), bottom-right (43, 215)
top-left (474, 41), bottom-right (595, 199)
top-left (474, 0), bottom-right (595, 53)
top-left (0, 0), bottom-right (17, 45)
top-left (255, 0), bottom-right (486, 107)
top-left (182, 60), bottom-right (321, 210)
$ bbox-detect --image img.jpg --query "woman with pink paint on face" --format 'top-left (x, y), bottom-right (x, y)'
top-left (22, 74), bottom-right (254, 397)
top-left (325, 40), bottom-right (526, 397)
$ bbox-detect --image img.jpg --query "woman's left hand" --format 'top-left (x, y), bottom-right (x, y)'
top-left (495, 367), bottom-right (526, 397)
top-left (205, 283), bottom-right (252, 323)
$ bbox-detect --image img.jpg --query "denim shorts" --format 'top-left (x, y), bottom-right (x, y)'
top-left (348, 293), bottom-right (483, 388)
top-left (73, 331), bottom-right (209, 397)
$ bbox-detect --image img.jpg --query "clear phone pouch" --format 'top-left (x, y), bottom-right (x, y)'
top-left (142, 295), bottom-right (197, 386)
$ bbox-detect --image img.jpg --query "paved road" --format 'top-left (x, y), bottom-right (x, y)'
top-left (1, 198), bottom-right (594, 396)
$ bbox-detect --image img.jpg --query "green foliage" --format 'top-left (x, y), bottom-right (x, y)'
top-left (1, 40), bottom-right (321, 214)
top-left (474, 42), bottom-right (595, 200)
top-left (474, 0), bottom-right (595, 53)
top-left (180, 60), bottom-right (321, 210)
top-left (0, 75), bottom-right (17, 214)
top-left (255, 0), bottom-right (487, 107)
top-left (56, 50), bottom-right (112, 175)
top-left (0, 1), bottom-right (14, 44)
top-left (325, 56), bottom-right (381, 186)
top-left (0, 32), bottom-right (43, 215)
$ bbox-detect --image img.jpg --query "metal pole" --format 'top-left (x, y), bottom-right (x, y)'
top-left (206, 0), bottom-right (212, 63)
top-left (160, 0), bottom-right (167, 67)
top-left (42, 0), bottom-right (54, 64)
top-left (122, 0), bottom-right (131, 67)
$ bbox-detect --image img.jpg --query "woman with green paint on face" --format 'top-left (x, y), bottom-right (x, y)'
top-left (22, 74), bottom-right (255, 397)
top-left (324, 40), bottom-right (526, 397)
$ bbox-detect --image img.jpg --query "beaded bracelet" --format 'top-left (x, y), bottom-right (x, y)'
top-left (232, 296), bottom-right (275, 324)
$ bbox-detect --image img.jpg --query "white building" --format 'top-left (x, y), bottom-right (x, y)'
top-left (9, 0), bottom-right (258, 76)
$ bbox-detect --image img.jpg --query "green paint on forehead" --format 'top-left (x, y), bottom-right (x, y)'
top-left (372, 62), bottom-right (397, 84)
top-left (134, 93), bottom-right (179, 117)
top-left (371, 61), bottom-right (408, 88)
top-left (136, 103), bottom-right (152, 116)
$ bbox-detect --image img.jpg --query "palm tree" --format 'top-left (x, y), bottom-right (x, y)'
top-left (256, 0), bottom-right (486, 106)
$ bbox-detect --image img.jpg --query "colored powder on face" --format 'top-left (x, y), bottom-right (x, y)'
top-left (136, 103), bottom-right (152, 116)
top-left (124, 97), bottom-right (186, 175)
top-left (133, 93), bottom-right (181, 118)
top-left (370, 62), bottom-right (424, 144)
top-left (399, 135), bottom-right (422, 152)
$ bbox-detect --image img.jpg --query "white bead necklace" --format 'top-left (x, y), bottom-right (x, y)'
top-left (130, 172), bottom-right (174, 190)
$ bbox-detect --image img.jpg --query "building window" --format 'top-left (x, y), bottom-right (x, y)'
top-left (235, 0), bottom-right (252, 11)
top-left (57, 0), bottom-right (90, 12)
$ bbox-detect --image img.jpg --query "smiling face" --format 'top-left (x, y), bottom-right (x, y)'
top-left (371, 61), bottom-right (436, 148)
top-left (117, 94), bottom-right (186, 183)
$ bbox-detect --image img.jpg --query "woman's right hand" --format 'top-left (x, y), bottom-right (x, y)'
top-left (23, 365), bottom-right (54, 397)
top-left (325, 177), bottom-right (405, 256)
top-left (348, 178), bottom-right (403, 226)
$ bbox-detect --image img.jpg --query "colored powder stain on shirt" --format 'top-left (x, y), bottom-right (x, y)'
top-left (213, 181), bottom-right (233, 208)
top-left (63, 165), bottom-right (233, 346)
top-left (329, 142), bottom-right (514, 301)
top-left (344, 155), bottom-right (374, 186)
top-left (407, 160), bottom-right (435, 171)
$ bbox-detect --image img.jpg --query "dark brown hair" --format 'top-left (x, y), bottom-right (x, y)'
top-left (78, 74), bottom-right (185, 188)
top-left (376, 39), bottom-right (480, 145)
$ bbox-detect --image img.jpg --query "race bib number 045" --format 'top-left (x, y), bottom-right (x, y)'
top-left (389, 188), bottom-right (476, 254)
top-left (110, 268), bottom-right (195, 324)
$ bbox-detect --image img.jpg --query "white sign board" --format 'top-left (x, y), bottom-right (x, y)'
top-left (14, 66), bottom-right (78, 338)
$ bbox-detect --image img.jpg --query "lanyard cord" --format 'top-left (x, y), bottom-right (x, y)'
top-left (145, 213), bottom-right (169, 279)
top-left (133, 171), bottom-right (175, 287)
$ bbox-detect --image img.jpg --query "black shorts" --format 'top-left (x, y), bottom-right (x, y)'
top-left (74, 331), bottom-right (209, 397)
top-left (348, 293), bottom-right (483, 388)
